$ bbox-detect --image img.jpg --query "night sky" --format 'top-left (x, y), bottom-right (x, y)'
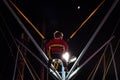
top-left (0, 0), bottom-right (120, 80)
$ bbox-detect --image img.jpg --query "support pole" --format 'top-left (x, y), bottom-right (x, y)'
top-left (16, 39), bottom-right (61, 80)
top-left (68, 36), bottom-right (114, 80)
top-left (3, 0), bottom-right (62, 80)
top-left (66, 0), bottom-right (119, 79)
top-left (102, 39), bottom-right (120, 80)
top-left (110, 43), bottom-right (119, 80)
top-left (3, 0), bottom-right (48, 63)
top-left (61, 62), bottom-right (65, 80)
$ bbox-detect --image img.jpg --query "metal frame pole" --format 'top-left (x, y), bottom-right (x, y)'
top-left (110, 43), bottom-right (119, 80)
top-left (66, 0), bottom-right (119, 79)
top-left (53, 59), bottom-right (66, 80)
top-left (102, 39), bottom-right (120, 80)
top-left (68, 36), bottom-right (114, 80)
top-left (3, 0), bottom-right (48, 61)
top-left (3, 0), bottom-right (62, 80)
top-left (61, 61), bottom-right (65, 80)
top-left (16, 39), bottom-right (62, 80)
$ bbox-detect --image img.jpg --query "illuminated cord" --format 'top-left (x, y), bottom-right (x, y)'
top-left (69, 0), bottom-right (105, 40)
top-left (0, 14), bottom-right (23, 80)
top-left (9, 0), bottom-right (45, 40)
top-left (3, 0), bottom-right (62, 79)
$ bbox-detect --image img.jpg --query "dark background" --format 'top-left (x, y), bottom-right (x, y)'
top-left (0, 0), bottom-right (120, 80)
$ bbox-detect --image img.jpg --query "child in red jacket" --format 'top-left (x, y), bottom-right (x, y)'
top-left (46, 31), bottom-right (68, 70)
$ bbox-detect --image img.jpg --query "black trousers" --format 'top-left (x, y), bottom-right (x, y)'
top-left (48, 53), bottom-right (67, 68)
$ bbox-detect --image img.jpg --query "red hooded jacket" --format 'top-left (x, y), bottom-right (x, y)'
top-left (46, 38), bottom-right (68, 59)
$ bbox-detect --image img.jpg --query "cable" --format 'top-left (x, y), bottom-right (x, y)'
top-left (0, 12), bottom-right (36, 80)
top-left (68, 0), bottom-right (105, 40)
top-left (90, 45), bottom-right (109, 80)
top-left (66, 0), bottom-right (118, 78)
top-left (102, 39), bottom-right (120, 80)
top-left (3, 1), bottom-right (62, 79)
top-left (16, 39), bottom-right (48, 69)
top-left (9, 0), bottom-right (45, 40)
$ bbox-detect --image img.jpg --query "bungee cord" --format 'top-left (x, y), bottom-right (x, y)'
top-left (9, 0), bottom-right (45, 40)
top-left (3, 0), bottom-right (62, 79)
top-left (68, 36), bottom-right (114, 80)
top-left (68, 0), bottom-right (105, 40)
top-left (0, 14), bottom-right (22, 80)
top-left (1, 8), bottom-right (39, 80)
top-left (1, 0), bottom-right (118, 80)
top-left (66, 0), bottom-right (118, 79)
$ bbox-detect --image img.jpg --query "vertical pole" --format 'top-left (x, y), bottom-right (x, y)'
top-left (103, 53), bottom-right (106, 80)
top-left (110, 43), bottom-right (119, 80)
top-left (3, 1), bottom-right (62, 79)
top-left (62, 63), bottom-right (65, 80)
top-left (66, 0), bottom-right (119, 79)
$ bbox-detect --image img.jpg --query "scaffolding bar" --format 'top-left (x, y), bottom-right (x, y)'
top-left (3, 0), bottom-right (48, 62)
top-left (68, 36), bottom-right (114, 80)
top-left (16, 39), bottom-right (61, 80)
top-left (3, 0), bottom-right (61, 80)
top-left (66, 0), bottom-right (119, 78)
top-left (110, 43), bottom-right (119, 80)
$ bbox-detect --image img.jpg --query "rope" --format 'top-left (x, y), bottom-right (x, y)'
top-left (9, 0), bottom-right (45, 40)
top-left (0, 13), bottom-right (36, 80)
top-left (69, 0), bottom-right (105, 40)
top-left (66, 0), bottom-right (118, 78)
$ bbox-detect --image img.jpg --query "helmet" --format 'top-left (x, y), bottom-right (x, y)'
top-left (54, 31), bottom-right (63, 38)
